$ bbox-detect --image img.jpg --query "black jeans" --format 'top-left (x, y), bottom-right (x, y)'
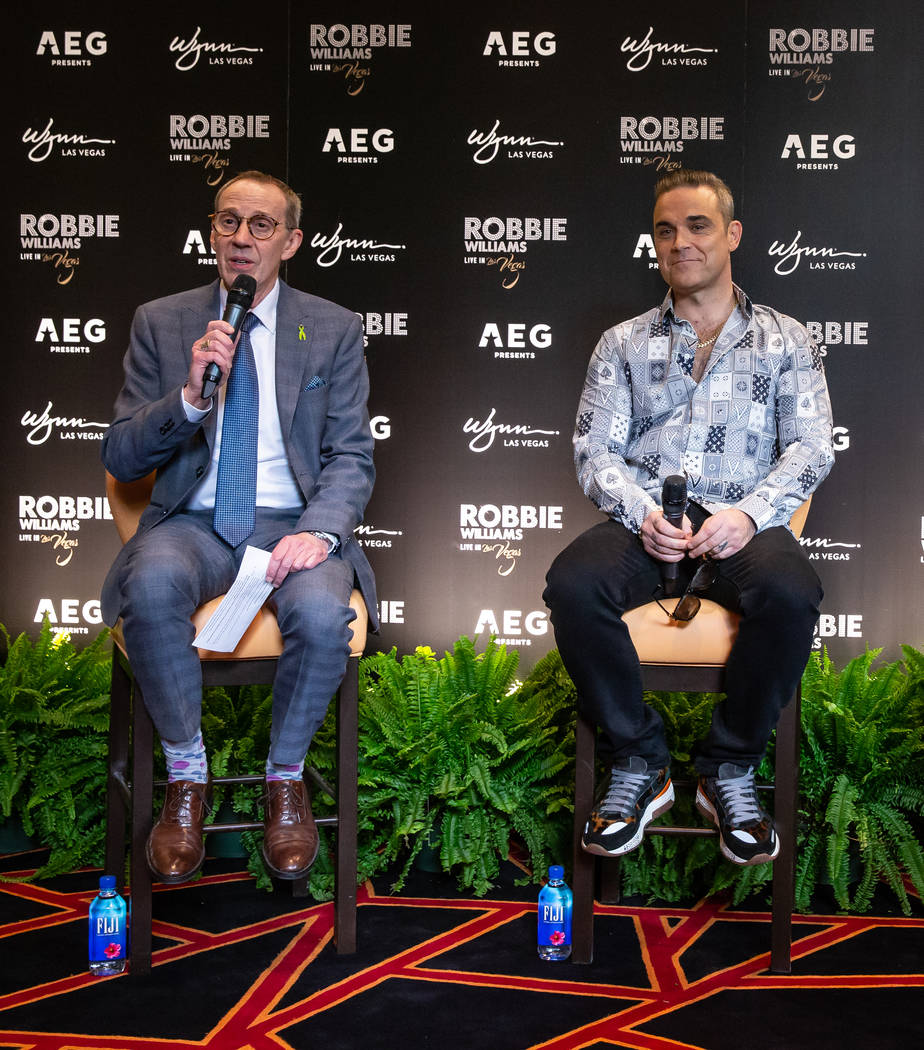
top-left (543, 511), bottom-right (822, 775)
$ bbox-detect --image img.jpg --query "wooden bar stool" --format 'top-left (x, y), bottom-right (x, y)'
top-left (102, 472), bottom-right (365, 975)
top-left (572, 500), bottom-right (810, 975)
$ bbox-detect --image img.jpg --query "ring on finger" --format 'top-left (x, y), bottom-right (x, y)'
top-left (202, 338), bottom-right (210, 350)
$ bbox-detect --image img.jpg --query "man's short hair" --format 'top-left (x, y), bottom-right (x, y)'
top-left (654, 169), bottom-right (735, 229)
top-left (215, 170), bottom-right (303, 230)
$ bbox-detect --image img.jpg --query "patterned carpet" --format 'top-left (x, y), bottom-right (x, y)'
top-left (1, 846), bottom-right (922, 1050)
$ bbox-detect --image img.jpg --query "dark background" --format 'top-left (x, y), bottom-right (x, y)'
top-left (6, 0), bottom-right (922, 668)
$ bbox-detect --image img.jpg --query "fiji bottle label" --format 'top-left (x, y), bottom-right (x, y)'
top-left (538, 900), bottom-right (572, 946)
top-left (90, 915), bottom-right (126, 961)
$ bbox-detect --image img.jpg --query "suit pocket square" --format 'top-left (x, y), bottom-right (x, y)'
top-left (304, 375), bottom-right (327, 391)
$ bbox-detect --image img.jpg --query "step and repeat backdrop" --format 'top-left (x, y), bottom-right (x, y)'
top-left (8, 1), bottom-right (923, 670)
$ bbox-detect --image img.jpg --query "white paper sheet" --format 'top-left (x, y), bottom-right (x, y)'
top-left (193, 545), bottom-right (274, 653)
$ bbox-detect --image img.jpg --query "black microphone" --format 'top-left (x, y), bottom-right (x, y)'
top-left (660, 474), bottom-right (688, 597)
top-left (201, 274), bottom-right (257, 399)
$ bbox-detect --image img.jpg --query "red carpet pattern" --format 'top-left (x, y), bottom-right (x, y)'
top-left (0, 853), bottom-right (922, 1050)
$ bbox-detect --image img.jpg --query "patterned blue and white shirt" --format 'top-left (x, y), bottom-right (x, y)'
top-left (574, 284), bottom-right (834, 535)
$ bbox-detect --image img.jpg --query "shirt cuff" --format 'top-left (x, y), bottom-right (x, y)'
top-left (180, 388), bottom-right (211, 422)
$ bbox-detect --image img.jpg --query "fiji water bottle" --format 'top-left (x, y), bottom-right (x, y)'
top-left (88, 875), bottom-right (127, 975)
top-left (537, 864), bottom-right (572, 960)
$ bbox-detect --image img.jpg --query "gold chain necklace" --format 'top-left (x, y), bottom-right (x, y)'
top-left (695, 310), bottom-right (733, 350)
top-left (696, 329), bottom-right (721, 350)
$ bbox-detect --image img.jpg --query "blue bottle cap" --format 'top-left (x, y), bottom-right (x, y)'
top-left (99, 875), bottom-right (116, 890)
top-left (548, 864), bottom-right (564, 880)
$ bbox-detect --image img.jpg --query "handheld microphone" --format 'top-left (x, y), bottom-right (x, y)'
top-left (660, 474), bottom-right (688, 597)
top-left (201, 274), bottom-right (257, 399)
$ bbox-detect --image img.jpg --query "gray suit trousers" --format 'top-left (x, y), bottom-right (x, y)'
top-left (116, 508), bottom-right (356, 763)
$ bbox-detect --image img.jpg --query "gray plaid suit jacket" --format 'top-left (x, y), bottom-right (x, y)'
top-left (100, 279), bottom-right (377, 630)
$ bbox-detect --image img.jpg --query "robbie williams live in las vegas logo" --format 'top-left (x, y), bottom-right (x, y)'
top-left (463, 216), bottom-right (567, 289)
top-left (19, 213), bottom-right (120, 285)
top-left (168, 113), bottom-right (271, 186)
top-left (767, 26), bottom-right (875, 100)
top-left (307, 23), bottom-right (411, 95)
top-left (459, 503), bottom-right (563, 578)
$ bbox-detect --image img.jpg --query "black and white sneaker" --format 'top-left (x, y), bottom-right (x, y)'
top-left (581, 757), bottom-right (674, 857)
top-left (696, 763), bottom-right (780, 865)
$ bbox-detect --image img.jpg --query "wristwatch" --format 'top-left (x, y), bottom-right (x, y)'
top-left (308, 530), bottom-right (340, 554)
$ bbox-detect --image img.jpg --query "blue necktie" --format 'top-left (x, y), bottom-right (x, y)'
top-left (213, 311), bottom-right (260, 546)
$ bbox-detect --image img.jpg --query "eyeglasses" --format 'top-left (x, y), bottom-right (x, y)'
top-left (655, 557), bottom-right (719, 622)
top-left (209, 210), bottom-right (289, 240)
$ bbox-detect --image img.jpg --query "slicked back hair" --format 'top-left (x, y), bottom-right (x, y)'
top-left (654, 170), bottom-right (735, 229)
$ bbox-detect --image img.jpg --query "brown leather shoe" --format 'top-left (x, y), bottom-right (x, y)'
top-left (145, 780), bottom-right (211, 885)
top-left (262, 778), bottom-right (319, 880)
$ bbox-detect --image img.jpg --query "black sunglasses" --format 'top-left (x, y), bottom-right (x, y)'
top-left (655, 557), bottom-right (719, 622)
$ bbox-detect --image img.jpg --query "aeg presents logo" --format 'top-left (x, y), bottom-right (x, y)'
top-left (322, 127), bottom-right (395, 164)
top-left (34, 316), bottom-right (106, 354)
top-left (182, 227), bottom-right (217, 266)
top-left (478, 321), bottom-right (552, 360)
top-left (36, 29), bottom-right (107, 66)
top-left (474, 608), bottom-right (549, 647)
top-left (483, 30), bottom-right (556, 68)
top-left (633, 234), bottom-right (660, 269)
top-left (781, 132), bottom-right (855, 171)
top-left (34, 597), bottom-right (102, 635)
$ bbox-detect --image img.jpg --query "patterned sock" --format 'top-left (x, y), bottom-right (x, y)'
top-left (265, 758), bottom-right (305, 782)
top-left (161, 732), bottom-right (208, 783)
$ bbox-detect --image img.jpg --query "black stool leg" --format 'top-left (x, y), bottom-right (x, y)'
top-left (334, 655), bottom-right (359, 953)
top-left (105, 652), bottom-right (131, 891)
top-left (572, 712), bottom-right (597, 963)
top-left (130, 684), bottom-right (155, 976)
top-left (770, 686), bottom-right (800, 974)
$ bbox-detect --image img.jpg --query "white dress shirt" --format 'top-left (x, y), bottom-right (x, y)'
top-left (183, 279), bottom-right (304, 512)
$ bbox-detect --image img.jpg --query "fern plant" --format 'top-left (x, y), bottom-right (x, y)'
top-left (0, 621), bottom-right (111, 878)
top-left (352, 638), bottom-right (574, 896)
top-left (796, 646), bottom-right (924, 914)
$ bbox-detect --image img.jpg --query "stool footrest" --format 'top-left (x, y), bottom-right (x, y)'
top-left (646, 825), bottom-right (717, 838)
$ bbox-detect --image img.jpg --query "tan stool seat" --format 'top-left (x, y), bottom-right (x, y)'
top-left (623, 599), bottom-right (739, 666)
top-left (193, 589), bottom-right (368, 661)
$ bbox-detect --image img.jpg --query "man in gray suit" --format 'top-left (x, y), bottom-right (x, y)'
top-left (101, 171), bottom-right (376, 885)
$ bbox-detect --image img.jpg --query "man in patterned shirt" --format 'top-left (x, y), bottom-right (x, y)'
top-left (544, 170), bottom-right (834, 866)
